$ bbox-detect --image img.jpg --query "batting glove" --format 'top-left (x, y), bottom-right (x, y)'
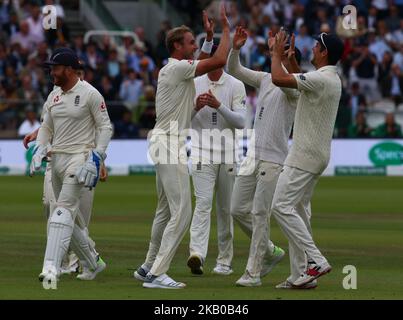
top-left (29, 144), bottom-right (49, 176)
top-left (76, 150), bottom-right (106, 188)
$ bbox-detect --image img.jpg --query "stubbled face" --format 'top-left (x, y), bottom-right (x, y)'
top-left (311, 41), bottom-right (327, 67)
top-left (177, 32), bottom-right (198, 60)
top-left (50, 65), bottom-right (69, 87)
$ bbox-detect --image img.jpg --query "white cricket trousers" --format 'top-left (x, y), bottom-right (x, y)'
top-left (44, 164), bottom-right (97, 253)
top-left (189, 163), bottom-right (235, 267)
top-left (230, 159), bottom-right (281, 277)
top-left (42, 153), bottom-right (98, 274)
top-left (144, 163), bottom-right (192, 276)
top-left (270, 165), bottom-right (327, 283)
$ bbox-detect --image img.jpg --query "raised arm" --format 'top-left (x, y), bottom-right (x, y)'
top-left (197, 10), bottom-right (215, 60)
top-left (227, 26), bottom-right (265, 88)
top-left (195, 4), bottom-right (231, 76)
top-left (271, 30), bottom-right (298, 88)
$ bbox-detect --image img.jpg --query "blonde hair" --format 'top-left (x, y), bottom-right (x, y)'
top-left (165, 25), bottom-right (193, 54)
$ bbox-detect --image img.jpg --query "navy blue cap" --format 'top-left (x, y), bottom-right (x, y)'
top-left (44, 47), bottom-right (81, 69)
top-left (315, 33), bottom-right (344, 64)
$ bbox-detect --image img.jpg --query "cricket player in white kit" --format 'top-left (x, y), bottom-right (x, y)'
top-left (30, 49), bottom-right (113, 286)
top-left (187, 46), bottom-right (246, 276)
top-left (227, 27), bottom-right (304, 287)
top-left (270, 31), bottom-right (344, 288)
top-left (24, 55), bottom-right (107, 274)
top-left (134, 6), bottom-right (233, 289)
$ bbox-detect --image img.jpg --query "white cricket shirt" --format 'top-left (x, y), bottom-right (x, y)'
top-left (191, 72), bottom-right (246, 164)
top-left (40, 79), bottom-right (112, 154)
top-left (285, 65), bottom-right (342, 174)
top-left (150, 58), bottom-right (200, 163)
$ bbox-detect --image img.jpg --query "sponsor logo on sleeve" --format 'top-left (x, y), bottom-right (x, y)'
top-left (299, 74), bottom-right (306, 81)
top-left (100, 101), bottom-right (106, 111)
top-left (187, 60), bottom-right (194, 65)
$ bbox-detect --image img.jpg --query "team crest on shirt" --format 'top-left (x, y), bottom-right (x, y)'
top-left (187, 60), bottom-right (194, 65)
top-left (74, 95), bottom-right (80, 106)
top-left (299, 74), bottom-right (306, 81)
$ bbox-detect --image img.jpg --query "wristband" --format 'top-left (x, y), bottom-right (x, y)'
top-left (201, 39), bottom-right (214, 54)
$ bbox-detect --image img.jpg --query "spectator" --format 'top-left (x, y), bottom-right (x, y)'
top-left (98, 75), bottom-right (117, 101)
top-left (106, 48), bottom-right (121, 79)
top-left (10, 20), bottom-right (40, 53)
top-left (26, 2), bottom-right (45, 45)
top-left (45, 16), bottom-right (70, 47)
top-left (17, 107), bottom-right (40, 137)
top-left (17, 74), bottom-right (42, 110)
top-left (119, 68), bottom-right (143, 111)
top-left (350, 41), bottom-right (380, 104)
top-left (348, 111), bottom-right (373, 138)
top-left (43, 0), bottom-right (65, 20)
top-left (136, 85), bottom-right (156, 131)
top-left (373, 112), bottom-right (403, 138)
top-left (82, 42), bottom-right (103, 70)
top-left (348, 82), bottom-right (367, 124)
top-left (385, 5), bottom-right (401, 32)
top-left (295, 24), bottom-right (314, 63)
top-left (134, 26), bottom-right (154, 58)
top-left (381, 64), bottom-right (403, 108)
top-left (114, 110), bottom-right (139, 138)
top-left (128, 42), bottom-right (155, 74)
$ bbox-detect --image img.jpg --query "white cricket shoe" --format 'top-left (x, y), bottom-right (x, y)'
top-left (76, 256), bottom-right (106, 281)
top-left (134, 265), bottom-right (150, 282)
top-left (261, 245), bottom-right (285, 277)
top-left (293, 261), bottom-right (332, 287)
top-left (143, 273), bottom-right (186, 289)
top-left (212, 263), bottom-right (233, 275)
top-left (235, 271), bottom-right (262, 287)
top-left (275, 279), bottom-right (317, 289)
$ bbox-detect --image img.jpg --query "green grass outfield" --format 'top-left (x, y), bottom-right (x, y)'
top-left (0, 176), bottom-right (402, 300)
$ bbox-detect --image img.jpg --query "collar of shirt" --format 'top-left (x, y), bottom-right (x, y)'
top-left (316, 65), bottom-right (338, 73)
top-left (207, 71), bottom-right (226, 86)
top-left (61, 79), bottom-right (82, 95)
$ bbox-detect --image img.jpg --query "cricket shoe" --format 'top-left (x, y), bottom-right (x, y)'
top-left (143, 273), bottom-right (186, 289)
top-left (235, 271), bottom-right (261, 287)
top-left (275, 279), bottom-right (317, 289)
top-left (76, 256), bottom-right (106, 280)
top-left (187, 254), bottom-right (204, 275)
top-left (134, 265), bottom-right (150, 282)
top-left (293, 261), bottom-right (332, 287)
top-left (212, 263), bottom-right (233, 275)
top-left (261, 245), bottom-right (285, 278)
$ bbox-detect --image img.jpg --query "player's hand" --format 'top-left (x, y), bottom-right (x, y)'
top-left (29, 144), bottom-right (49, 176)
top-left (273, 29), bottom-right (288, 58)
top-left (200, 90), bottom-right (221, 109)
top-left (76, 150), bottom-right (106, 188)
top-left (195, 95), bottom-right (207, 111)
top-left (285, 33), bottom-right (296, 60)
top-left (233, 26), bottom-right (248, 50)
top-left (23, 129), bottom-right (39, 149)
top-left (203, 10), bottom-right (214, 41)
top-left (100, 162), bottom-right (108, 182)
top-left (219, 3), bottom-right (230, 31)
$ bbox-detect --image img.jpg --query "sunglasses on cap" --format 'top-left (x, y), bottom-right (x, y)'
top-left (318, 32), bottom-right (328, 51)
